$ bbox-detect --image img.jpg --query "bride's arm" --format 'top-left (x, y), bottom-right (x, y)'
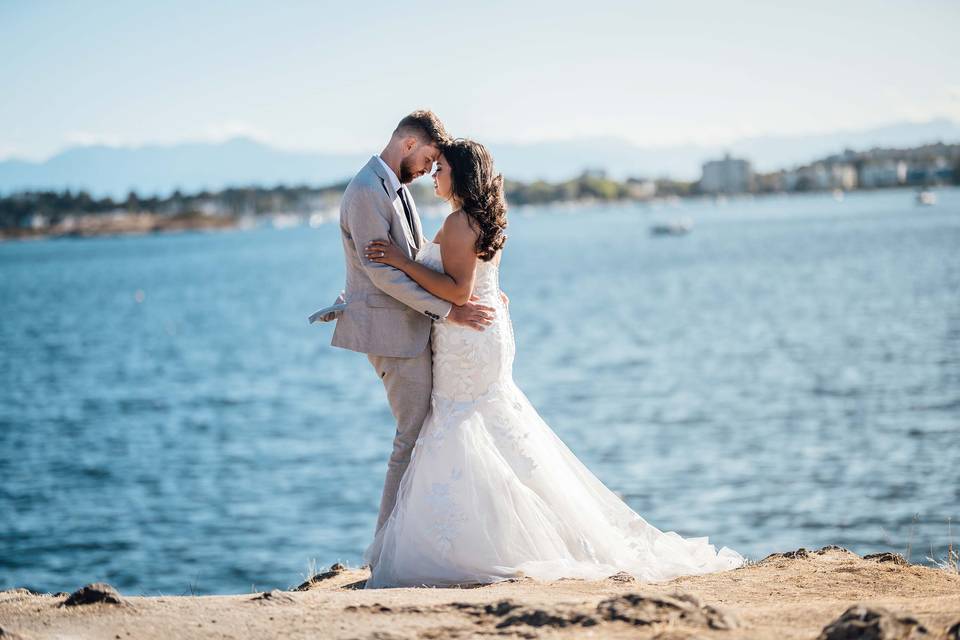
top-left (365, 211), bottom-right (479, 306)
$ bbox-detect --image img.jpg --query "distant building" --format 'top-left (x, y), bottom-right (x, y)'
top-left (625, 178), bottom-right (657, 200)
top-left (752, 143), bottom-right (960, 194)
top-left (700, 153), bottom-right (754, 194)
top-left (196, 197), bottom-right (231, 216)
top-left (27, 213), bottom-right (48, 229)
top-left (783, 164), bottom-right (827, 191)
top-left (905, 157), bottom-right (953, 185)
top-left (859, 160), bottom-right (907, 188)
top-left (830, 163), bottom-right (858, 190)
top-left (783, 162), bottom-right (858, 191)
top-left (754, 171), bottom-right (784, 193)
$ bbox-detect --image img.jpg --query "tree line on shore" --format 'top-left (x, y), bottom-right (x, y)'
top-left (1, 146), bottom-right (958, 231)
top-left (0, 173), bottom-right (698, 230)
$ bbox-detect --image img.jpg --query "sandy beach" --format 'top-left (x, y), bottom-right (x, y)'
top-left (2, 547), bottom-right (958, 639)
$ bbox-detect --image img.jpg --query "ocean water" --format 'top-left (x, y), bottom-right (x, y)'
top-left (1, 187), bottom-right (958, 595)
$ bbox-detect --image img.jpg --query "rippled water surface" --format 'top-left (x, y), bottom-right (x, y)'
top-left (2, 188), bottom-right (958, 594)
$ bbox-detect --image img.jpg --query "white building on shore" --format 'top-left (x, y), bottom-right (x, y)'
top-left (700, 154), bottom-right (754, 194)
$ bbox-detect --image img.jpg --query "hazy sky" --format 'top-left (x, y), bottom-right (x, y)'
top-left (2, 0), bottom-right (958, 161)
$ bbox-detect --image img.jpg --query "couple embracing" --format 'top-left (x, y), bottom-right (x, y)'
top-left (314, 110), bottom-right (744, 588)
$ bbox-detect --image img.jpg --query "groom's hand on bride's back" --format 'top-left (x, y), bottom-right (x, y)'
top-left (447, 295), bottom-right (495, 331)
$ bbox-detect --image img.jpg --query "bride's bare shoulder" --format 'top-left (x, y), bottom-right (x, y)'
top-left (431, 210), bottom-right (476, 245)
top-left (441, 210), bottom-right (480, 243)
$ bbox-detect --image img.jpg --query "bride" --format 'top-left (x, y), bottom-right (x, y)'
top-left (361, 139), bottom-right (744, 588)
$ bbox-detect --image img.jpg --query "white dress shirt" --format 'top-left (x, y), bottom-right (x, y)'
top-left (375, 155), bottom-right (402, 195)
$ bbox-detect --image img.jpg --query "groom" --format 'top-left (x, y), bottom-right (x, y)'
top-left (318, 110), bottom-right (495, 532)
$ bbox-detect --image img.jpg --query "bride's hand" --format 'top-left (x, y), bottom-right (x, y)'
top-left (364, 239), bottom-right (408, 268)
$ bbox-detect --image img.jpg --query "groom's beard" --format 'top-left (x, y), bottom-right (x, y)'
top-left (398, 156), bottom-right (418, 184)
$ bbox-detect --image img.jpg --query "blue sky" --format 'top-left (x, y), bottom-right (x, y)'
top-left (2, 0), bottom-right (958, 161)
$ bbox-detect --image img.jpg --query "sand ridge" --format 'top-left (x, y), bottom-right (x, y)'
top-left (1, 546), bottom-right (958, 639)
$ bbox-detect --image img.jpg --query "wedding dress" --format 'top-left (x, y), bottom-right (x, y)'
top-left (363, 242), bottom-right (744, 588)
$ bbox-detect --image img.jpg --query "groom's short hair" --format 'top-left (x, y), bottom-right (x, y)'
top-left (394, 110), bottom-right (450, 147)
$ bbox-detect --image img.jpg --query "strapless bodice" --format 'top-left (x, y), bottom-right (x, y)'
top-left (415, 242), bottom-right (514, 402)
top-left (416, 242), bottom-right (501, 306)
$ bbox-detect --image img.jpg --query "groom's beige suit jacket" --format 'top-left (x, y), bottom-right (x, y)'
top-left (330, 156), bottom-right (452, 358)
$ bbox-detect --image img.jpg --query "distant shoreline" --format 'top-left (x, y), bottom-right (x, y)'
top-left (0, 184), bottom-right (951, 243)
top-left (0, 211), bottom-right (240, 242)
top-left (2, 139), bottom-right (956, 242)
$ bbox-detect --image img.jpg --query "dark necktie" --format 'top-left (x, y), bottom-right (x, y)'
top-left (397, 187), bottom-right (415, 237)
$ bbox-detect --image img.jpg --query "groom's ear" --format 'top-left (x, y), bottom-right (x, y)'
top-left (401, 136), bottom-right (419, 153)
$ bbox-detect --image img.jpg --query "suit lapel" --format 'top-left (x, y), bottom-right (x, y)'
top-left (388, 181), bottom-right (417, 251)
top-left (369, 157), bottom-right (417, 253)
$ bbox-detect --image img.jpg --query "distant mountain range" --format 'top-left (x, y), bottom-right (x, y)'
top-left (2, 119), bottom-right (959, 198)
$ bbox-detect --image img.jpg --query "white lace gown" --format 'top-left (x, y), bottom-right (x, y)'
top-left (363, 242), bottom-right (745, 588)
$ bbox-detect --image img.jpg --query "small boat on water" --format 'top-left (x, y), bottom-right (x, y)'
top-left (650, 217), bottom-right (693, 236)
top-left (915, 189), bottom-right (936, 206)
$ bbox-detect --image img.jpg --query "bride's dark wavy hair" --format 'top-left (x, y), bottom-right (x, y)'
top-left (440, 138), bottom-right (507, 261)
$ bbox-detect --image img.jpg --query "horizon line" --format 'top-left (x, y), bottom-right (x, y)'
top-left (2, 116), bottom-right (958, 165)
